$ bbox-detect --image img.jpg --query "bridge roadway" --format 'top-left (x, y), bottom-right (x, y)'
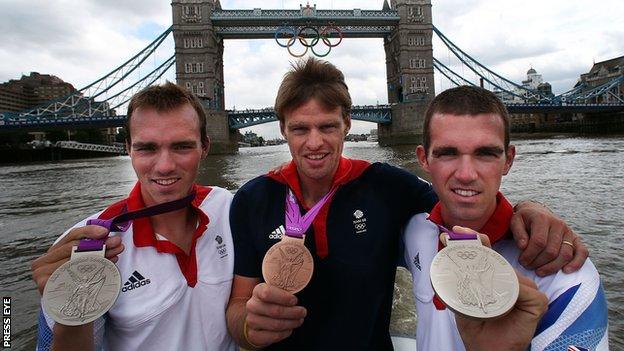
top-left (1, 103), bottom-right (623, 131)
top-left (227, 104), bottom-right (393, 129)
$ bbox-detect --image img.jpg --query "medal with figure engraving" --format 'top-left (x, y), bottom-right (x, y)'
top-left (43, 241), bottom-right (121, 326)
top-left (42, 192), bottom-right (197, 325)
top-left (262, 188), bottom-right (336, 293)
top-left (430, 225), bottom-right (519, 320)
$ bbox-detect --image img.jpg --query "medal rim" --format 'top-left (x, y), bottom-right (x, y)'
top-left (42, 255), bottom-right (121, 326)
top-left (430, 243), bottom-right (519, 320)
top-left (262, 238), bottom-right (314, 294)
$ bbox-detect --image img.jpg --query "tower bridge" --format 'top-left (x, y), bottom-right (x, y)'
top-left (2, 1), bottom-right (623, 151)
top-left (173, 0), bottom-right (434, 151)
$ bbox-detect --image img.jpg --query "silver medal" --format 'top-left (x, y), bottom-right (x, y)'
top-left (42, 246), bottom-right (121, 326)
top-left (430, 236), bottom-right (519, 319)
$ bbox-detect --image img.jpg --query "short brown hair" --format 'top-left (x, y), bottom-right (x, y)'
top-left (275, 57), bottom-right (352, 124)
top-left (422, 85), bottom-right (510, 152)
top-left (125, 82), bottom-right (208, 145)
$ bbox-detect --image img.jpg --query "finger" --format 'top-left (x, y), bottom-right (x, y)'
top-left (105, 235), bottom-right (123, 249)
top-left (514, 271), bottom-right (547, 318)
top-left (247, 297), bottom-right (307, 320)
top-left (563, 235), bottom-right (589, 274)
top-left (509, 213), bottom-right (529, 250)
top-left (514, 270), bottom-right (538, 289)
top-left (525, 220), bottom-right (566, 270)
top-left (246, 313), bottom-right (304, 332)
top-left (535, 242), bottom-right (573, 277)
top-left (451, 225), bottom-right (479, 235)
top-left (37, 240), bottom-right (82, 265)
top-left (32, 257), bottom-right (70, 294)
top-left (449, 226), bottom-right (491, 248)
top-left (253, 283), bottom-right (299, 306)
top-left (52, 225), bottom-right (109, 249)
top-left (104, 244), bottom-right (125, 260)
top-left (517, 214), bottom-right (549, 267)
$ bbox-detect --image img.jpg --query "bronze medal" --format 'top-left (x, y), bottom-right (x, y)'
top-left (262, 235), bottom-right (314, 293)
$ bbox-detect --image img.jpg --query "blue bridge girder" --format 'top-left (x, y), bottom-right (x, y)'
top-left (4, 102), bottom-right (624, 132)
top-left (0, 113), bottom-right (127, 131)
top-left (227, 105), bottom-right (393, 129)
top-left (505, 103), bottom-right (624, 114)
top-left (211, 8), bottom-right (399, 39)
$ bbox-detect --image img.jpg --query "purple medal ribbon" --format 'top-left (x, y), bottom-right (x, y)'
top-left (285, 188), bottom-right (337, 238)
top-left (435, 223), bottom-right (478, 240)
top-left (77, 191), bottom-right (197, 252)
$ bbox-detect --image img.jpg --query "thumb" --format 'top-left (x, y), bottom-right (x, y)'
top-left (451, 226), bottom-right (491, 248)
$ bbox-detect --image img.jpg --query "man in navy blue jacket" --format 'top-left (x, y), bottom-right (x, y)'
top-left (225, 57), bottom-right (588, 351)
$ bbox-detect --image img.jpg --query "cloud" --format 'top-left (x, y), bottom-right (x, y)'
top-left (1, 0), bottom-right (622, 137)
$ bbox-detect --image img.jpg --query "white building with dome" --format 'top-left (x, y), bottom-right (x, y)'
top-left (495, 67), bottom-right (553, 103)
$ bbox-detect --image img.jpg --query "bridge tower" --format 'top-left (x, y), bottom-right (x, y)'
top-left (171, 0), bottom-right (238, 154)
top-left (380, 0), bottom-right (434, 145)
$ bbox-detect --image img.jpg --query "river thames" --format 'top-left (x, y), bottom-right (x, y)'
top-left (0, 136), bottom-right (622, 349)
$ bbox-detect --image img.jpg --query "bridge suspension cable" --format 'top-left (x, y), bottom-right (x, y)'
top-left (432, 25), bottom-right (551, 102)
top-left (432, 57), bottom-right (477, 88)
top-left (19, 26), bottom-right (173, 119)
top-left (108, 55), bottom-right (176, 111)
top-left (560, 76), bottom-right (624, 103)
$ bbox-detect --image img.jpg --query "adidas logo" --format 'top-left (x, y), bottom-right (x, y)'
top-left (269, 225), bottom-right (285, 240)
top-left (413, 253), bottom-right (421, 271)
top-left (121, 270), bottom-right (151, 293)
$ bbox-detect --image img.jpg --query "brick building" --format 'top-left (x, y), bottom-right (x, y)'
top-left (0, 72), bottom-right (77, 112)
top-left (576, 55), bottom-right (624, 103)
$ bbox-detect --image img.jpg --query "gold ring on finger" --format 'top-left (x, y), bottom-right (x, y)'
top-left (562, 240), bottom-right (575, 249)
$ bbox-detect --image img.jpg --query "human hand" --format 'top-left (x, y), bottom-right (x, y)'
top-left (510, 201), bottom-right (589, 276)
top-left (31, 225), bottom-right (124, 294)
top-left (244, 283), bottom-right (307, 348)
top-left (455, 271), bottom-right (548, 351)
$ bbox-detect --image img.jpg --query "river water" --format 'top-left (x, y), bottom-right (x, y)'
top-left (1, 136), bottom-right (622, 349)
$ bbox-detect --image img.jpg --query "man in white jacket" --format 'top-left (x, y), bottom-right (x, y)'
top-left (403, 85), bottom-right (609, 351)
top-left (31, 83), bottom-right (237, 351)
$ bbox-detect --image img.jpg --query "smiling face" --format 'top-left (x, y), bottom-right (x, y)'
top-left (417, 112), bottom-right (515, 229)
top-left (128, 103), bottom-right (207, 206)
top-left (281, 98), bottom-right (350, 188)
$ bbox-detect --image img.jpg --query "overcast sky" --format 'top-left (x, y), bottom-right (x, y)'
top-left (1, 0), bottom-right (622, 138)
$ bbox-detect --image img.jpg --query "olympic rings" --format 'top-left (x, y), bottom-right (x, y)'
top-left (287, 36), bottom-right (309, 58)
top-left (274, 25), bottom-right (297, 48)
top-left (275, 23), bottom-right (344, 58)
top-left (298, 26), bottom-right (320, 47)
top-left (311, 42), bottom-right (331, 57)
top-left (457, 250), bottom-right (478, 260)
top-left (320, 25), bottom-right (343, 47)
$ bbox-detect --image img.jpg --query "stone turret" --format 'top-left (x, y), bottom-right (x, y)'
top-left (379, 0), bottom-right (434, 145)
top-left (172, 0), bottom-right (237, 154)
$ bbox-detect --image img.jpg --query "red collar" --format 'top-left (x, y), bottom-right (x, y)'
top-left (427, 192), bottom-right (513, 245)
top-left (267, 157), bottom-right (371, 258)
top-left (267, 157), bottom-right (370, 206)
top-left (98, 181), bottom-right (212, 287)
